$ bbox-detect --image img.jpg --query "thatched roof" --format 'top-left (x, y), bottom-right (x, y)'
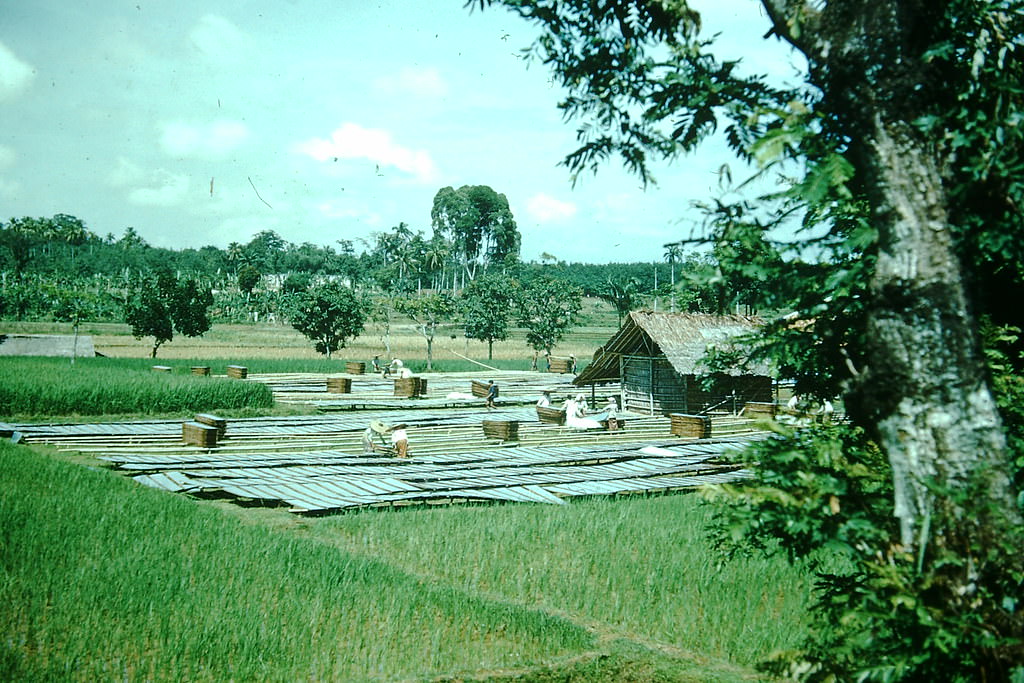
top-left (0, 334), bottom-right (96, 358)
top-left (574, 311), bottom-right (768, 385)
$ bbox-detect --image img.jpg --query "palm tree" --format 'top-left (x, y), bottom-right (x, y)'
top-left (663, 242), bottom-right (683, 312)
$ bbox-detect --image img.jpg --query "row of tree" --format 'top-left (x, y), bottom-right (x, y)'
top-left (115, 268), bottom-right (583, 363)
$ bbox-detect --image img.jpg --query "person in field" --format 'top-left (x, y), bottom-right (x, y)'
top-left (361, 420), bottom-right (390, 454)
top-left (391, 423), bottom-right (409, 458)
top-left (485, 380), bottom-right (498, 409)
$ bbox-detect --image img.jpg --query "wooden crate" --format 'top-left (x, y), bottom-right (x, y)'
top-left (482, 420), bottom-right (519, 441)
top-left (190, 366), bottom-right (210, 376)
top-left (194, 413), bottom-right (226, 439)
top-left (536, 405), bottom-right (567, 425)
top-left (743, 402), bottom-right (777, 419)
top-left (547, 356), bottom-right (573, 373)
top-left (393, 377), bottom-right (427, 397)
top-left (669, 413), bottom-right (712, 438)
top-left (345, 361), bottom-right (366, 375)
top-left (182, 421), bottom-right (218, 447)
top-left (152, 365), bottom-right (172, 372)
top-left (471, 380), bottom-right (498, 398)
top-left (226, 365), bottom-right (248, 379)
top-left (327, 377), bottom-right (352, 394)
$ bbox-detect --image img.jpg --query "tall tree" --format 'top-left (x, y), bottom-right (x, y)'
top-left (431, 185), bottom-right (520, 280)
top-left (475, 0), bottom-right (1024, 677)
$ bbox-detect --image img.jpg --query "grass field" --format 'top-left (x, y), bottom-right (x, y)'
top-left (0, 314), bottom-right (816, 680)
top-left (1, 298), bottom-right (621, 365)
top-left (1, 440), bottom-right (812, 681)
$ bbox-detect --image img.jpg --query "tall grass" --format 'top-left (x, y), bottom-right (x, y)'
top-left (320, 495), bottom-right (814, 669)
top-left (1, 441), bottom-right (812, 680)
top-left (0, 358), bottom-right (273, 418)
top-left (0, 442), bottom-right (594, 681)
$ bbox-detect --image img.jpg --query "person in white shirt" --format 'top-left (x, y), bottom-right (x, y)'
top-left (390, 423), bottom-right (409, 458)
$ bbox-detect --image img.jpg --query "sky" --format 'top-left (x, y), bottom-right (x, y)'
top-left (0, 1), bottom-right (803, 264)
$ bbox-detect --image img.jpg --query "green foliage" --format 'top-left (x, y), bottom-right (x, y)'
top-left (288, 283), bottom-right (367, 358)
top-left (431, 184), bottom-right (521, 275)
top-left (706, 422), bottom-right (1024, 681)
top-left (596, 276), bottom-right (646, 326)
top-left (124, 272), bottom-right (213, 357)
top-left (516, 274), bottom-right (583, 353)
top-left (236, 264), bottom-right (261, 296)
top-left (460, 272), bottom-right (518, 359)
top-left (394, 292), bottom-right (458, 370)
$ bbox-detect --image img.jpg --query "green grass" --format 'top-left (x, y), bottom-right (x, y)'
top-left (0, 441), bottom-right (813, 681)
top-left (0, 357), bottom-right (274, 419)
top-left (318, 495), bottom-right (812, 669)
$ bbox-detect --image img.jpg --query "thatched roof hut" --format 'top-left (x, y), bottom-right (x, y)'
top-left (574, 312), bottom-right (773, 415)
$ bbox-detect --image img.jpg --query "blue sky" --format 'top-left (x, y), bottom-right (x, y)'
top-left (0, 1), bottom-right (802, 263)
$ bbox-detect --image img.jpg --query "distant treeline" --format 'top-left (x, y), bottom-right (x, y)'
top-left (0, 214), bottom-right (756, 323)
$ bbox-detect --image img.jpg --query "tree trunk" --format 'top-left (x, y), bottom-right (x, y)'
top-left (853, 118), bottom-right (1018, 550)
top-left (759, 0), bottom-right (1021, 554)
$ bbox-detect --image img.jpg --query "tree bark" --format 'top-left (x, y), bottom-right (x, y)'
top-left (857, 118), bottom-right (1017, 548)
top-left (760, 0), bottom-right (1020, 551)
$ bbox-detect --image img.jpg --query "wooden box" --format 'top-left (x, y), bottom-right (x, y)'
top-left (536, 405), bottom-right (567, 425)
top-left (345, 361), bottom-right (366, 375)
top-left (669, 413), bottom-right (711, 439)
top-left (226, 365), bottom-right (248, 379)
top-left (393, 377), bottom-right (427, 397)
top-left (547, 357), bottom-right (572, 373)
top-left (183, 421), bottom-right (218, 447)
top-left (743, 402), bottom-right (777, 419)
top-left (482, 420), bottom-right (519, 441)
top-left (471, 380), bottom-right (497, 398)
top-left (327, 377), bottom-right (352, 394)
top-left (194, 413), bottom-right (226, 439)
top-left (190, 366), bottom-right (210, 376)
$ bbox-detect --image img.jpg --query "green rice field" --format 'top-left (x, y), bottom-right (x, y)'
top-left (0, 440), bottom-right (813, 681)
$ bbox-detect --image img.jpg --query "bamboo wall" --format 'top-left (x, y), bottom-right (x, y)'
top-left (622, 354), bottom-right (773, 416)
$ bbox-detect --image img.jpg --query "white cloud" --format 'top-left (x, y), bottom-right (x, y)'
top-left (374, 66), bottom-right (448, 98)
top-left (107, 157), bottom-right (144, 187)
top-left (296, 123), bottom-right (438, 183)
top-left (189, 15), bottom-right (248, 63)
top-left (314, 200), bottom-right (384, 226)
top-left (0, 144), bottom-right (15, 169)
top-left (159, 120), bottom-right (250, 159)
top-left (0, 41), bottom-right (34, 101)
top-left (127, 171), bottom-right (191, 206)
top-left (525, 193), bottom-right (578, 222)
